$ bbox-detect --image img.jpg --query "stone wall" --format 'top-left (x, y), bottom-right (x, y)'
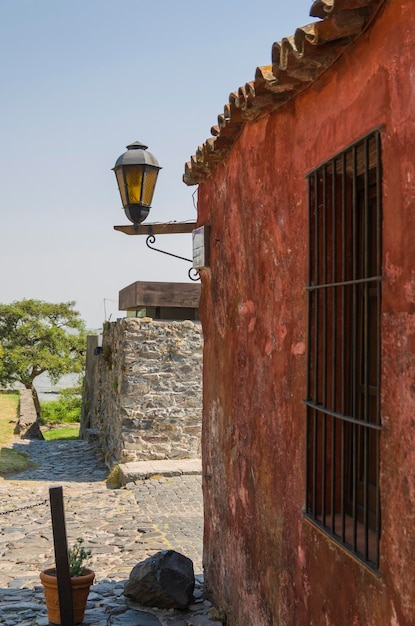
top-left (17, 389), bottom-right (44, 439)
top-left (81, 317), bottom-right (203, 468)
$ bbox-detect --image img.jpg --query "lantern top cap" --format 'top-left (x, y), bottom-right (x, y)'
top-left (113, 141), bottom-right (161, 170)
top-left (126, 140), bottom-right (148, 150)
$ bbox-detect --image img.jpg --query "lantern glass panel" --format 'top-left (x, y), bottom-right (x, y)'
top-left (142, 169), bottom-right (159, 206)
top-left (115, 169), bottom-right (128, 207)
top-left (124, 165), bottom-right (144, 204)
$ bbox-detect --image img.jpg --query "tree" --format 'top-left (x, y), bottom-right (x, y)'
top-left (0, 300), bottom-right (86, 418)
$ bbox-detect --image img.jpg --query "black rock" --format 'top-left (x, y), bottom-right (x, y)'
top-left (124, 550), bottom-right (195, 609)
top-left (110, 609), bottom-right (162, 625)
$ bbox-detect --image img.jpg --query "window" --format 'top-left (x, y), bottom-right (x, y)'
top-left (304, 130), bottom-right (382, 569)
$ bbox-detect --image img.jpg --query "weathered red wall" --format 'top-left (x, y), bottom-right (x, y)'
top-left (196, 1), bottom-right (415, 624)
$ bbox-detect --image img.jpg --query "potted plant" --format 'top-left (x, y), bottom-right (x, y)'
top-left (40, 537), bottom-right (95, 625)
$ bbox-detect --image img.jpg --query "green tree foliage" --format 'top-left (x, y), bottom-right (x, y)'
top-left (0, 300), bottom-right (86, 418)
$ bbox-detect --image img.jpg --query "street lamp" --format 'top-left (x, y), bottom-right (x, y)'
top-left (112, 141), bottom-right (205, 281)
top-left (112, 141), bottom-right (161, 224)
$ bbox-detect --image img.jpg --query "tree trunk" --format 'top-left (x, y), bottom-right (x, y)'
top-left (26, 383), bottom-right (42, 420)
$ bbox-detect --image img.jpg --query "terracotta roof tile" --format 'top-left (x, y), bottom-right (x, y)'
top-left (183, 0), bottom-right (384, 186)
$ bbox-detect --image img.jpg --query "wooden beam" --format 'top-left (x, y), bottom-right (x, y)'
top-left (114, 222), bottom-right (197, 236)
top-left (119, 281), bottom-right (200, 310)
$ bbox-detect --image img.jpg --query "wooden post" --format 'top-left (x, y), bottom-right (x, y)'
top-left (49, 486), bottom-right (75, 626)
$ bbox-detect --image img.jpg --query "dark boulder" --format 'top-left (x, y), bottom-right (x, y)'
top-left (124, 550), bottom-right (195, 609)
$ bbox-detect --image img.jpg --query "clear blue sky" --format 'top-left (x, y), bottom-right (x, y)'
top-left (0, 0), bottom-right (314, 329)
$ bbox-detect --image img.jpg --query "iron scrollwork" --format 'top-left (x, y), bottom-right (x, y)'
top-left (145, 231), bottom-right (200, 281)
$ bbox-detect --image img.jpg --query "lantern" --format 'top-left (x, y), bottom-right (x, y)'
top-left (113, 141), bottom-right (161, 224)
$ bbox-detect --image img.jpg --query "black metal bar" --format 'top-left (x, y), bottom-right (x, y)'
top-left (352, 424), bottom-right (358, 552)
top-left (331, 158), bottom-right (337, 533)
top-left (312, 410), bottom-right (318, 517)
top-left (306, 174), bottom-right (313, 381)
top-left (363, 138), bottom-right (370, 425)
top-left (188, 267), bottom-right (200, 282)
top-left (314, 171), bottom-right (320, 408)
top-left (331, 413), bottom-right (336, 533)
top-left (341, 151), bottom-right (347, 543)
top-left (146, 233), bottom-right (193, 264)
top-left (313, 171), bottom-right (320, 517)
top-left (322, 165), bottom-right (328, 525)
top-left (145, 232), bottom-right (201, 283)
top-left (363, 426), bottom-right (369, 561)
top-left (363, 137), bottom-right (370, 559)
top-left (376, 131), bottom-right (382, 286)
top-left (49, 487), bottom-right (75, 626)
top-left (351, 145), bottom-right (359, 552)
top-left (375, 424), bottom-right (381, 568)
top-left (306, 175), bottom-right (314, 513)
top-left (375, 131), bottom-right (382, 568)
top-left (305, 275), bottom-right (382, 291)
top-left (303, 401), bottom-right (382, 430)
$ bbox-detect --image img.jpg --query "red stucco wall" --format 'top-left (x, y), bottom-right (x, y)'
top-left (196, 1), bottom-right (415, 624)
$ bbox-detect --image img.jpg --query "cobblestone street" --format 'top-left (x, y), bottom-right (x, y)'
top-left (0, 438), bottom-right (216, 626)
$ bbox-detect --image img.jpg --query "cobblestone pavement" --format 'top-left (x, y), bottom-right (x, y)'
top-left (0, 438), bottom-right (219, 626)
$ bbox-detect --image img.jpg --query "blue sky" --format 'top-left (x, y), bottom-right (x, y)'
top-left (1, 0), bottom-right (314, 329)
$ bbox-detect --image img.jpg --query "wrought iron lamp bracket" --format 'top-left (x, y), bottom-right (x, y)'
top-left (145, 227), bottom-right (200, 281)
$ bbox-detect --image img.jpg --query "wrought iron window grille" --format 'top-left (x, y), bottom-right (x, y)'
top-left (304, 129), bottom-right (382, 570)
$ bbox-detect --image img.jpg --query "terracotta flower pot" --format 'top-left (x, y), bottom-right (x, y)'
top-left (40, 567), bottom-right (95, 625)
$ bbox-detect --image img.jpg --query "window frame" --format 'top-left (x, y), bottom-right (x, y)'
top-left (304, 129), bottom-right (382, 570)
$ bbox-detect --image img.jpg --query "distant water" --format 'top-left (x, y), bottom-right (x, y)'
top-left (12, 372), bottom-right (81, 402)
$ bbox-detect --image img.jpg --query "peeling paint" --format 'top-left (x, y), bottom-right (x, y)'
top-left (291, 342), bottom-right (306, 356)
top-left (384, 252), bottom-right (404, 284)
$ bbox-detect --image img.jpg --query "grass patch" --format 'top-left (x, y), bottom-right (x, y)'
top-left (39, 388), bottom-right (82, 425)
top-left (0, 392), bottom-right (19, 445)
top-left (0, 447), bottom-right (36, 474)
top-left (43, 426), bottom-right (80, 441)
top-left (39, 388), bottom-right (81, 441)
top-left (0, 392), bottom-right (36, 475)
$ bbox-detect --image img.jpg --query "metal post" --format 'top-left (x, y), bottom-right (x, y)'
top-left (49, 486), bottom-right (75, 626)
